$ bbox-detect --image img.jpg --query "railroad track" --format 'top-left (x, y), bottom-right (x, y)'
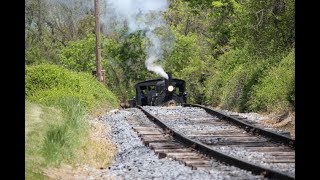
top-left (133, 105), bottom-right (295, 179)
top-left (126, 117), bottom-right (213, 170)
top-left (183, 104), bottom-right (295, 147)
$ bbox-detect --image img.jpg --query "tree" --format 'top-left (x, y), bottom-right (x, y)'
top-left (25, 0), bottom-right (95, 65)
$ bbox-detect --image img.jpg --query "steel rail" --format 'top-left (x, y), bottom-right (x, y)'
top-left (183, 104), bottom-right (295, 149)
top-left (137, 106), bottom-right (294, 180)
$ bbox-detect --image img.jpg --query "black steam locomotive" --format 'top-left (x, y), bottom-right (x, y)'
top-left (128, 73), bottom-right (187, 107)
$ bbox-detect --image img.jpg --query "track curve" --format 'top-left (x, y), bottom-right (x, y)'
top-left (137, 105), bottom-right (295, 179)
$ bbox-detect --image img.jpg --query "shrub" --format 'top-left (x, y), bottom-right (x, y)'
top-left (204, 47), bottom-right (293, 113)
top-left (248, 49), bottom-right (295, 112)
top-left (165, 31), bottom-right (209, 104)
top-left (57, 34), bottom-right (96, 72)
top-left (26, 63), bottom-right (118, 110)
top-left (204, 48), bottom-right (251, 109)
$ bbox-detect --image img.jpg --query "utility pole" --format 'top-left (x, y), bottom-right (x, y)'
top-left (94, 0), bottom-right (103, 82)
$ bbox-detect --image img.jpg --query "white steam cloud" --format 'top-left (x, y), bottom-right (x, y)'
top-left (146, 56), bottom-right (168, 79)
top-left (102, 0), bottom-right (171, 79)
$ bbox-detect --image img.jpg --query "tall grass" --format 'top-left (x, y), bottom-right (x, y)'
top-left (26, 102), bottom-right (66, 179)
top-left (40, 98), bottom-right (88, 166)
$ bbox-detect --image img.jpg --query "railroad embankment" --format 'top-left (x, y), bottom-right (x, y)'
top-left (25, 64), bottom-right (118, 179)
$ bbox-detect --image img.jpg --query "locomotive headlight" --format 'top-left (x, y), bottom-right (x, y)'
top-left (168, 85), bottom-right (174, 92)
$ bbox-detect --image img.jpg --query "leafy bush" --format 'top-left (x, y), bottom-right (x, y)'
top-left (204, 47), bottom-right (293, 112)
top-left (58, 34), bottom-right (96, 72)
top-left (204, 48), bottom-right (251, 108)
top-left (26, 63), bottom-right (118, 110)
top-left (25, 45), bottom-right (47, 65)
top-left (248, 49), bottom-right (295, 112)
top-left (220, 62), bottom-right (268, 112)
top-left (164, 30), bottom-right (209, 104)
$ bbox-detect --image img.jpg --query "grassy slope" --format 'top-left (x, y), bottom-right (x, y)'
top-left (25, 64), bottom-right (118, 179)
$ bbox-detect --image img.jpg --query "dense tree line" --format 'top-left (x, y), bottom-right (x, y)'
top-left (25, 0), bottom-right (294, 113)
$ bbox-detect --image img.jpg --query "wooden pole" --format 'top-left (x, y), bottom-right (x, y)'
top-left (94, 0), bottom-right (102, 82)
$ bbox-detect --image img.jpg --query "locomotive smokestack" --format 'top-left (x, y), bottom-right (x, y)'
top-left (165, 72), bottom-right (172, 88)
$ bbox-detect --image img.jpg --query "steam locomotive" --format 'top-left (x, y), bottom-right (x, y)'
top-left (128, 73), bottom-right (187, 107)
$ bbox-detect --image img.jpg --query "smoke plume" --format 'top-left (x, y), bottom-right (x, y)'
top-left (145, 56), bottom-right (168, 79)
top-left (102, 0), bottom-right (171, 79)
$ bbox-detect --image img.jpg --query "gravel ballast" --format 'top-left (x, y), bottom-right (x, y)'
top-left (103, 108), bottom-right (264, 179)
top-left (214, 108), bottom-right (294, 138)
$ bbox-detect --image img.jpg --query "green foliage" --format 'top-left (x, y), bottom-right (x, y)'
top-left (212, 1), bottom-right (224, 8)
top-left (204, 47), bottom-right (294, 112)
top-left (57, 29), bottom-right (152, 101)
top-left (164, 30), bottom-right (209, 104)
top-left (76, 15), bottom-right (95, 39)
top-left (249, 49), bottom-right (295, 112)
top-left (58, 34), bottom-right (96, 72)
top-left (26, 102), bottom-right (63, 179)
top-left (165, 31), bottom-right (200, 73)
top-left (25, 29), bottom-right (65, 65)
top-left (116, 31), bottom-right (148, 81)
top-left (231, 0), bottom-right (295, 56)
top-left (25, 63), bottom-right (118, 179)
top-left (103, 30), bottom-right (152, 101)
top-left (25, 0), bottom-right (295, 114)
top-left (183, 0), bottom-right (213, 7)
top-left (219, 62), bottom-right (266, 111)
top-left (204, 48), bottom-right (248, 106)
top-left (25, 0), bottom-right (96, 66)
top-left (169, 0), bottom-right (295, 113)
top-left (26, 63), bottom-right (118, 110)
top-left (25, 45), bottom-right (47, 65)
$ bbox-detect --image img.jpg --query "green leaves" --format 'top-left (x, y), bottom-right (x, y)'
top-left (163, 29), bottom-right (208, 104)
top-left (212, 1), bottom-right (224, 8)
top-left (26, 63), bottom-right (118, 110)
top-left (249, 49), bottom-right (295, 112)
top-left (25, 0), bottom-right (294, 114)
top-left (58, 34), bottom-right (96, 72)
top-left (203, 45), bottom-right (294, 113)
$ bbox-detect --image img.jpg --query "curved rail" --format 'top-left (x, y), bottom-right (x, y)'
top-left (183, 104), bottom-right (295, 149)
top-left (137, 106), bottom-right (294, 179)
